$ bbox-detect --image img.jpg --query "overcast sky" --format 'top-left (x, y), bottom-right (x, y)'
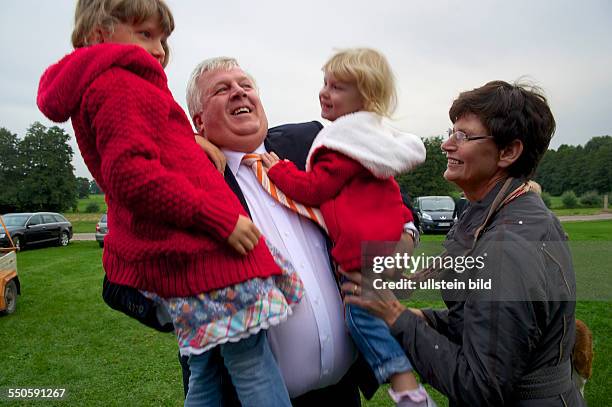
top-left (1, 0), bottom-right (611, 178)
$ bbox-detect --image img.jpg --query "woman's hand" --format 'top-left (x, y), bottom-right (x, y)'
top-left (339, 268), bottom-right (407, 327)
top-left (261, 152), bottom-right (281, 169)
top-left (195, 135), bottom-right (226, 173)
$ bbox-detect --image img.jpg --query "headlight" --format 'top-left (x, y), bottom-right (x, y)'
top-left (422, 213), bottom-right (432, 221)
top-left (0, 233), bottom-right (5, 238)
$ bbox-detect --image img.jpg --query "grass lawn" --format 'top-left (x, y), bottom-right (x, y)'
top-left (1, 220), bottom-right (609, 406)
top-left (63, 195), bottom-right (106, 233)
top-left (549, 195), bottom-right (607, 216)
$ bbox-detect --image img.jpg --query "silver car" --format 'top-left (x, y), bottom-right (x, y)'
top-left (95, 213), bottom-right (108, 248)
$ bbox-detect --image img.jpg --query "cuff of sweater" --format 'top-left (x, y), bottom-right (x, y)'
top-left (267, 160), bottom-right (295, 184)
top-left (196, 199), bottom-right (241, 240)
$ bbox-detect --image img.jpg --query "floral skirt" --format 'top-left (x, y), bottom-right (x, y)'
top-left (142, 244), bottom-right (303, 356)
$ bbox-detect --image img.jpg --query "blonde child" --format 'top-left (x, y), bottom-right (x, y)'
top-left (37, 1), bottom-right (299, 406)
top-left (264, 48), bottom-right (434, 406)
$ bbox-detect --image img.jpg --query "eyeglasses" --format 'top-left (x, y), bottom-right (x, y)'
top-left (447, 128), bottom-right (493, 143)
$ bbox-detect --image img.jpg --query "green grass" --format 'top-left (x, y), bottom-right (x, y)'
top-left (1, 219), bottom-right (609, 405)
top-left (548, 195), bottom-right (607, 216)
top-left (63, 195), bottom-right (106, 233)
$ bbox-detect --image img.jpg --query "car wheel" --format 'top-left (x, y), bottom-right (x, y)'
top-left (1, 280), bottom-right (17, 315)
top-left (12, 236), bottom-right (22, 252)
top-left (59, 231), bottom-right (70, 247)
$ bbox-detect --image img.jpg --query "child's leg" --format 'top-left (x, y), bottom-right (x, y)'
top-left (346, 303), bottom-right (414, 385)
top-left (220, 330), bottom-right (291, 407)
top-left (346, 304), bottom-right (435, 406)
top-left (184, 350), bottom-right (223, 407)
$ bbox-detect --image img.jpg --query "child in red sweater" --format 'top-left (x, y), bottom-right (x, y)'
top-left (37, 1), bottom-right (297, 406)
top-left (264, 48), bottom-right (434, 407)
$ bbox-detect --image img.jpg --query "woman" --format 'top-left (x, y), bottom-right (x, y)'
top-left (343, 81), bottom-right (585, 406)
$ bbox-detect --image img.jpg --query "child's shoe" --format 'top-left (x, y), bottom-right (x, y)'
top-left (388, 385), bottom-right (437, 407)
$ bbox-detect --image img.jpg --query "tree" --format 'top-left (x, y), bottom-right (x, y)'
top-left (396, 136), bottom-right (458, 197)
top-left (17, 122), bottom-right (77, 212)
top-left (0, 128), bottom-right (21, 212)
top-left (76, 177), bottom-right (91, 199)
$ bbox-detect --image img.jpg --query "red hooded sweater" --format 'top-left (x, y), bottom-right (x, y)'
top-left (268, 111), bottom-right (425, 271)
top-left (37, 44), bottom-right (280, 297)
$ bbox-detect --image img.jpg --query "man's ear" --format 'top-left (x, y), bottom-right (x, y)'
top-left (498, 139), bottom-right (523, 169)
top-left (193, 114), bottom-right (205, 135)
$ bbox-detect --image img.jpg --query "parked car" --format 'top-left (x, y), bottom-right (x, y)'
top-left (96, 213), bottom-right (108, 248)
top-left (414, 196), bottom-right (455, 233)
top-left (0, 212), bottom-right (73, 251)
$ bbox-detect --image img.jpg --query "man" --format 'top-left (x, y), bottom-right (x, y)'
top-left (182, 57), bottom-right (417, 405)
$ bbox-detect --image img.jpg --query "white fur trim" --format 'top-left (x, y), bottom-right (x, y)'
top-left (306, 111), bottom-right (426, 178)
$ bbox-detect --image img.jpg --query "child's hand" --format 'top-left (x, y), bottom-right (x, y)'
top-left (261, 152), bottom-right (281, 169)
top-left (195, 135), bottom-right (226, 173)
top-left (227, 215), bottom-right (261, 255)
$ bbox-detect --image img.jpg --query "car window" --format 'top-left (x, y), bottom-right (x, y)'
top-left (2, 215), bottom-right (30, 226)
top-left (28, 215), bottom-right (43, 226)
top-left (42, 214), bottom-right (56, 224)
top-left (100, 214), bottom-right (107, 222)
top-left (53, 214), bottom-right (68, 223)
top-left (421, 198), bottom-right (455, 212)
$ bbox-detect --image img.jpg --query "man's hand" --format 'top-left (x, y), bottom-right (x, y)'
top-left (227, 215), bottom-right (261, 255)
top-left (261, 152), bottom-right (281, 169)
top-left (195, 135), bottom-right (226, 173)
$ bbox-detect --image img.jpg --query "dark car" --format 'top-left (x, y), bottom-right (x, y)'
top-left (95, 213), bottom-right (107, 248)
top-left (0, 212), bottom-right (73, 251)
top-left (414, 196), bottom-right (455, 233)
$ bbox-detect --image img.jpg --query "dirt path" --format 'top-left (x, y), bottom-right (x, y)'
top-left (558, 213), bottom-right (612, 222)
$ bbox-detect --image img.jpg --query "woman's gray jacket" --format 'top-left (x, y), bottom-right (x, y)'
top-left (391, 179), bottom-right (586, 406)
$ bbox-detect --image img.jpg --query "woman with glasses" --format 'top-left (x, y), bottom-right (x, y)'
top-left (341, 81), bottom-right (585, 406)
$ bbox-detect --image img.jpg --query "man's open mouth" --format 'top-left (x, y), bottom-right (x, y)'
top-left (232, 106), bottom-right (252, 115)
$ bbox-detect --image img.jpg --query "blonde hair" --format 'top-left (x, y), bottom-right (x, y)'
top-left (186, 57), bottom-right (257, 121)
top-left (71, 0), bottom-right (175, 67)
top-left (323, 48), bottom-right (397, 117)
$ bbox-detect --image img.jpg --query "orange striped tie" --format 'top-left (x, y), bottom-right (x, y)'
top-left (241, 154), bottom-right (328, 232)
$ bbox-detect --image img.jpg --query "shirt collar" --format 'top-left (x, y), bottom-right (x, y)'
top-left (222, 143), bottom-right (267, 177)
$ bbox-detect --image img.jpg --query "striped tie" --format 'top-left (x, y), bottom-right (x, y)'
top-left (241, 153), bottom-right (328, 232)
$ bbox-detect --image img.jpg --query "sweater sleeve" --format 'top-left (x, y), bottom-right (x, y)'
top-left (84, 68), bottom-right (241, 240)
top-left (267, 149), bottom-right (363, 206)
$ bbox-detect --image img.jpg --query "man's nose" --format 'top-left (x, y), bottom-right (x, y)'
top-left (230, 84), bottom-right (248, 99)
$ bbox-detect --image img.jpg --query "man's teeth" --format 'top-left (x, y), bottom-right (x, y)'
top-left (448, 158), bottom-right (462, 164)
top-left (232, 107), bottom-right (251, 115)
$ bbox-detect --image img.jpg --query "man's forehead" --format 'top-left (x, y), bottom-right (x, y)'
top-left (201, 68), bottom-right (251, 87)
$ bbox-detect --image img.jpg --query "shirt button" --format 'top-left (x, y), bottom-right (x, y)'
top-left (323, 369), bottom-right (330, 375)
top-left (313, 298), bottom-right (319, 305)
top-left (270, 202), bottom-right (276, 207)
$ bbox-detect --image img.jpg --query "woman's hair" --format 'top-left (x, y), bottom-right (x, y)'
top-left (323, 48), bottom-right (397, 117)
top-left (71, 0), bottom-right (175, 67)
top-left (449, 80), bottom-right (556, 178)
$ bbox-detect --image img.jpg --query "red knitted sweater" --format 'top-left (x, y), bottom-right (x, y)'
top-left (37, 44), bottom-right (280, 297)
top-left (268, 148), bottom-right (413, 271)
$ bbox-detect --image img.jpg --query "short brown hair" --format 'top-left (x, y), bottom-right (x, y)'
top-left (323, 48), bottom-right (397, 117)
top-left (449, 80), bottom-right (556, 178)
top-left (71, 0), bottom-right (175, 67)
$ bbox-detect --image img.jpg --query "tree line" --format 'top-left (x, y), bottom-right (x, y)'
top-left (1, 123), bottom-right (84, 213)
top-left (1, 122), bottom-right (610, 214)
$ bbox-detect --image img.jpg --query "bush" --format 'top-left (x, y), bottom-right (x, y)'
top-left (540, 192), bottom-right (552, 209)
top-left (561, 191), bottom-right (578, 208)
top-left (580, 191), bottom-right (602, 207)
top-left (85, 202), bottom-right (100, 213)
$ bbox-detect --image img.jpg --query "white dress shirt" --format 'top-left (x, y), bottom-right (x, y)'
top-left (223, 143), bottom-right (356, 398)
